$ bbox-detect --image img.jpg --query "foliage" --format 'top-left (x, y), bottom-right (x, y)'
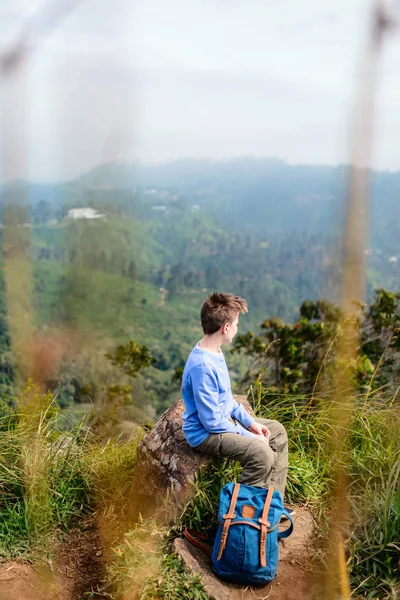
top-left (0, 381), bottom-right (143, 559)
top-left (3, 171), bottom-right (399, 417)
top-left (108, 518), bottom-right (165, 598)
top-left (348, 465), bottom-right (400, 599)
top-left (174, 458), bottom-right (243, 534)
top-left (346, 401), bottom-right (400, 599)
top-left (141, 553), bottom-right (208, 600)
top-left (0, 274), bottom-right (15, 399)
top-left (264, 394), bottom-right (399, 598)
top-left (360, 289), bottom-right (400, 391)
top-left (0, 370), bottom-right (397, 599)
top-left (109, 519), bottom-right (207, 600)
top-left (233, 290), bottom-right (400, 402)
top-left (0, 382), bottom-right (91, 556)
top-left (106, 340), bottom-right (155, 379)
top-left (87, 432), bottom-right (141, 514)
top-left (30, 259), bottom-right (205, 416)
top-left (88, 340), bottom-right (156, 438)
top-left (1, 161), bottom-right (400, 597)
top-left (164, 383), bottom-right (399, 599)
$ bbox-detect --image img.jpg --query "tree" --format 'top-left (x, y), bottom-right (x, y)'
top-left (0, 311), bottom-right (14, 400)
top-left (105, 341), bottom-right (155, 378)
top-left (33, 200), bottom-right (52, 225)
top-left (233, 291), bottom-right (399, 403)
top-left (88, 341), bottom-right (156, 438)
top-left (360, 289), bottom-right (400, 390)
top-left (127, 260), bottom-right (137, 281)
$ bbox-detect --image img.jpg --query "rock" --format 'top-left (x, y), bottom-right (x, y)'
top-left (128, 395), bottom-right (255, 520)
top-left (173, 538), bottom-right (236, 600)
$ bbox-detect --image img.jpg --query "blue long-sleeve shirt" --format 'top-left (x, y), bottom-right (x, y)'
top-left (181, 342), bottom-right (255, 447)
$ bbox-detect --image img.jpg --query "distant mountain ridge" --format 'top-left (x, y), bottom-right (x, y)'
top-left (74, 157), bottom-right (399, 242)
top-left (2, 157), bottom-right (399, 258)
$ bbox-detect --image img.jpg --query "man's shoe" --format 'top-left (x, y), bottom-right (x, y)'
top-left (280, 507), bottom-right (296, 522)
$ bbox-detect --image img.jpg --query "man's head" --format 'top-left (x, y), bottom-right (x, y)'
top-left (200, 292), bottom-right (248, 343)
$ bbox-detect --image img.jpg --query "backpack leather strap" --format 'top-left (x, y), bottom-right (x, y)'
top-left (258, 487), bottom-right (274, 567)
top-left (183, 528), bottom-right (213, 557)
top-left (217, 482), bottom-right (240, 560)
top-left (277, 510), bottom-right (294, 539)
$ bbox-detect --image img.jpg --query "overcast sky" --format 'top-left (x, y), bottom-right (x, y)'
top-left (1, 0), bottom-right (400, 182)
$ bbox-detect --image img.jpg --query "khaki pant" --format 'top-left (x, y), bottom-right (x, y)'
top-left (195, 418), bottom-right (288, 499)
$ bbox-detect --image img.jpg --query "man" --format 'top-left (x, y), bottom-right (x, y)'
top-left (181, 292), bottom-right (289, 501)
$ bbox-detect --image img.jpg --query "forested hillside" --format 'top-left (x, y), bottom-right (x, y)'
top-left (1, 158), bottom-right (399, 421)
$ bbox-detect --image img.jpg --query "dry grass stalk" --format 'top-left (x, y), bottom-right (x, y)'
top-left (321, 2), bottom-right (394, 598)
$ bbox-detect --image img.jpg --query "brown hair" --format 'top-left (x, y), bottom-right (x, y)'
top-left (200, 292), bottom-right (248, 335)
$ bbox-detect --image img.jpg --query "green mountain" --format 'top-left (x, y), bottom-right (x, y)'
top-left (0, 158), bottom-right (399, 419)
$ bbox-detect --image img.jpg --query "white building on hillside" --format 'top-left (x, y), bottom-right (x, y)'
top-left (67, 208), bottom-right (105, 220)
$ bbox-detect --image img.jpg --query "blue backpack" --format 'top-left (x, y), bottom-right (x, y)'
top-left (185, 482), bottom-right (293, 586)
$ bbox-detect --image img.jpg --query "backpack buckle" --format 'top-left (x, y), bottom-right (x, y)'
top-left (222, 512), bottom-right (236, 520)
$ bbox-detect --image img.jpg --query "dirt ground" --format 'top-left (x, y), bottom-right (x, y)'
top-left (0, 515), bottom-right (117, 600)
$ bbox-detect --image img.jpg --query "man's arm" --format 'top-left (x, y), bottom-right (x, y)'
top-left (191, 365), bottom-right (255, 438)
top-left (231, 400), bottom-right (254, 430)
top-left (231, 399), bottom-right (270, 439)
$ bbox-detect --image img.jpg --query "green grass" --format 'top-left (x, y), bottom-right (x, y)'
top-left (172, 458), bottom-right (243, 535)
top-left (0, 382), bottom-right (142, 561)
top-left (108, 518), bottom-right (208, 600)
top-left (1, 378), bottom-right (398, 599)
top-left (255, 391), bottom-right (400, 598)
top-left (87, 432), bottom-right (141, 514)
top-left (0, 384), bottom-right (92, 557)
top-left (346, 403), bottom-right (400, 599)
top-left (162, 387), bottom-right (400, 599)
top-left (348, 463), bottom-right (400, 599)
top-left (141, 553), bottom-right (208, 600)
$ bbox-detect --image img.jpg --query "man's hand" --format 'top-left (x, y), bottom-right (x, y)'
top-left (248, 421), bottom-right (270, 440)
top-left (252, 432), bottom-right (269, 443)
